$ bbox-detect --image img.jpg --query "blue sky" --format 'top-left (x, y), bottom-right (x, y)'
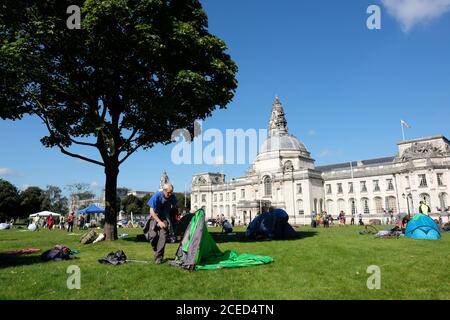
top-left (1, 0), bottom-right (450, 197)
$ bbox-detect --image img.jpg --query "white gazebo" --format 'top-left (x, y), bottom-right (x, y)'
top-left (29, 211), bottom-right (61, 218)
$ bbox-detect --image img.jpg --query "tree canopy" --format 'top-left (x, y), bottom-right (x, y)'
top-left (0, 0), bottom-right (237, 239)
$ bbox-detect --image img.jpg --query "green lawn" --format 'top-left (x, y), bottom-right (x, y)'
top-left (0, 225), bottom-right (449, 300)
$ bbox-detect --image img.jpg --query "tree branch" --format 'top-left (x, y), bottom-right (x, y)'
top-left (34, 104), bottom-right (105, 167)
top-left (70, 138), bottom-right (98, 147)
top-left (118, 128), bottom-right (139, 153)
top-left (57, 143), bottom-right (105, 167)
top-left (119, 143), bottom-right (143, 165)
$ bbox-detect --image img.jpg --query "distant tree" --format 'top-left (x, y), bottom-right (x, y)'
top-left (0, 179), bottom-right (21, 220)
top-left (66, 183), bottom-right (95, 201)
top-left (19, 187), bottom-right (45, 217)
top-left (121, 194), bottom-right (143, 215)
top-left (174, 192), bottom-right (191, 212)
top-left (41, 185), bottom-right (69, 214)
top-left (141, 193), bottom-right (153, 216)
top-left (0, 0), bottom-right (237, 240)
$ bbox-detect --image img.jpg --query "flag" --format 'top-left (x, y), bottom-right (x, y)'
top-left (401, 120), bottom-right (411, 128)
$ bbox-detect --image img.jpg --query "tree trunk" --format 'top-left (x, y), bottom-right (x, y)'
top-left (104, 164), bottom-right (119, 240)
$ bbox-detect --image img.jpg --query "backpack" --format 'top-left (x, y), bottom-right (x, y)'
top-left (98, 250), bottom-right (127, 265)
top-left (41, 245), bottom-right (72, 262)
top-left (80, 230), bottom-right (98, 244)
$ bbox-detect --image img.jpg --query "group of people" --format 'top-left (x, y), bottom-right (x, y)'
top-left (30, 214), bottom-right (58, 230)
top-left (311, 211), bottom-right (363, 228)
top-left (28, 211), bottom-right (80, 232)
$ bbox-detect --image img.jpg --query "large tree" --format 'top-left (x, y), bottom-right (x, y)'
top-left (0, 0), bottom-right (238, 239)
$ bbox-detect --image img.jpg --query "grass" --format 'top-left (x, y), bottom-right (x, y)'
top-left (0, 224), bottom-right (449, 300)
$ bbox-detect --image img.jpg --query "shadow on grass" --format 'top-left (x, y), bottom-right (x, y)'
top-left (119, 230), bottom-right (319, 245)
top-left (210, 230), bottom-right (318, 243)
top-left (0, 253), bottom-right (44, 269)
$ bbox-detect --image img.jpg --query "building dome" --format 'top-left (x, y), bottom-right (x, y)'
top-left (259, 135), bottom-right (308, 154)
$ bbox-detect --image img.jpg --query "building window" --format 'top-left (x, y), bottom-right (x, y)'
top-left (201, 194), bottom-right (206, 203)
top-left (362, 198), bottom-right (370, 214)
top-left (386, 179), bottom-right (394, 191)
top-left (350, 199), bottom-right (356, 215)
top-left (386, 196), bottom-right (397, 214)
top-left (437, 173), bottom-right (445, 186)
top-left (337, 183), bottom-right (343, 194)
top-left (218, 193), bottom-right (222, 201)
top-left (326, 184), bottom-right (332, 194)
top-left (214, 194), bottom-right (217, 202)
top-left (264, 176), bottom-right (272, 196)
top-left (194, 194), bottom-right (198, 203)
top-left (232, 192), bottom-right (236, 201)
top-left (241, 189), bottom-right (245, 199)
top-left (419, 174), bottom-right (428, 188)
top-left (374, 197), bottom-right (383, 213)
top-left (361, 181), bottom-right (367, 193)
top-left (297, 183), bottom-right (302, 194)
top-left (439, 193), bottom-right (448, 211)
top-left (373, 180), bottom-right (380, 192)
top-left (348, 182), bottom-right (354, 194)
top-left (297, 199), bottom-right (304, 215)
top-left (226, 193), bottom-right (229, 201)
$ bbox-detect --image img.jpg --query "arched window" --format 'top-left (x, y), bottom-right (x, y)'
top-left (326, 200), bottom-right (335, 215)
top-left (361, 198), bottom-right (370, 214)
top-left (232, 205), bottom-right (236, 216)
top-left (226, 205), bottom-right (230, 218)
top-left (349, 198), bottom-right (356, 215)
top-left (297, 199), bottom-right (304, 215)
top-left (337, 199), bottom-right (345, 213)
top-left (374, 197), bottom-right (383, 214)
top-left (386, 196), bottom-right (397, 214)
top-left (264, 176), bottom-right (272, 196)
top-left (439, 193), bottom-right (448, 211)
top-left (314, 199), bottom-right (318, 213)
top-left (319, 199), bottom-right (324, 212)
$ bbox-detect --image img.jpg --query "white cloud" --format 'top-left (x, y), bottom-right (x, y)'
top-left (0, 167), bottom-right (22, 177)
top-left (381, 0), bottom-right (450, 32)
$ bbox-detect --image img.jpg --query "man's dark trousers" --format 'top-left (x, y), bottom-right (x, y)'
top-left (149, 219), bottom-right (168, 261)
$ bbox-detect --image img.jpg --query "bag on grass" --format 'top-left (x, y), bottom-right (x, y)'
top-left (41, 245), bottom-right (72, 262)
top-left (80, 230), bottom-right (97, 244)
top-left (98, 250), bottom-right (127, 265)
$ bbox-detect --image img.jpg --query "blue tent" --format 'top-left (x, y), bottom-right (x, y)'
top-left (406, 214), bottom-right (441, 241)
top-left (79, 204), bottom-right (105, 214)
top-left (246, 209), bottom-right (296, 240)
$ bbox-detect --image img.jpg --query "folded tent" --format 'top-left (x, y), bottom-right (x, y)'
top-left (171, 209), bottom-right (273, 271)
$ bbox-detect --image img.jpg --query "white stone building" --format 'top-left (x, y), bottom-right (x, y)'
top-left (191, 98), bottom-right (450, 225)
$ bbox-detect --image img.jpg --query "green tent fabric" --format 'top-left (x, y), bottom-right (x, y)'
top-left (170, 209), bottom-right (273, 271)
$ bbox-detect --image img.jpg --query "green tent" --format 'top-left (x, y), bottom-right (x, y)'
top-left (169, 209), bottom-right (273, 270)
